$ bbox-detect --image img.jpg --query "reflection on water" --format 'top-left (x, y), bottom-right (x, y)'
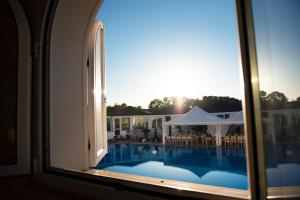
top-left (96, 144), bottom-right (248, 189)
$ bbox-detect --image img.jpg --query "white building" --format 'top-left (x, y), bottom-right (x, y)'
top-left (106, 111), bottom-right (238, 140)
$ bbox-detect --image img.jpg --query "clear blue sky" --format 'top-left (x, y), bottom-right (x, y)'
top-left (96, 0), bottom-right (243, 108)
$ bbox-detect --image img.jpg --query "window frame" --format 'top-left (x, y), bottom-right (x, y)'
top-left (85, 20), bottom-right (108, 167)
top-left (236, 0), bottom-right (268, 199)
top-left (41, 0), bottom-right (272, 199)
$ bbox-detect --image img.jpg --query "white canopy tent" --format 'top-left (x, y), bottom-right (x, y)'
top-left (164, 106), bottom-right (221, 126)
top-left (214, 111), bottom-right (244, 146)
top-left (221, 111), bottom-right (244, 125)
top-left (162, 107), bottom-right (244, 146)
top-left (163, 106), bottom-right (221, 145)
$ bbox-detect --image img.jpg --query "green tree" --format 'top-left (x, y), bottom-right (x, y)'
top-left (266, 91), bottom-right (287, 103)
top-left (163, 97), bottom-right (172, 106)
top-left (141, 127), bottom-right (150, 140)
top-left (260, 91), bottom-right (267, 99)
top-left (148, 99), bottom-right (165, 114)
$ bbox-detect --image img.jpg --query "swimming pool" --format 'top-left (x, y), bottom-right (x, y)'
top-left (96, 144), bottom-right (248, 190)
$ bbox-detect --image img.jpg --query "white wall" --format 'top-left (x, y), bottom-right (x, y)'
top-left (50, 0), bottom-right (103, 170)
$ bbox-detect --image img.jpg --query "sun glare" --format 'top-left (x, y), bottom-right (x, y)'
top-left (153, 54), bottom-right (202, 98)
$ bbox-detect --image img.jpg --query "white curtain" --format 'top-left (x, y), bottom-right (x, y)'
top-left (219, 124), bottom-right (229, 137)
top-left (216, 124), bottom-right (229, 146)
top-left (207, 125), bottom-right (217, 136)
top-left (162, 125), bottom-right (168, 144)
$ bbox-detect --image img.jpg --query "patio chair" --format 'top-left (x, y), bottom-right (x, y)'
top-left (186, 136), bottom-right (192, 145)
top-left (237, 135), bottom-right (243, 147)
top-left (221, 136), bottom-right (225, 146)
top-left (224, 136), bottom-right (230, 146)
top-left (230, 135), bottom-right (237, 146)
top-left (171, 136), bottom-right (176, 145)
top-left (201, 136), bottom-right (207, 146)
top-left (176, 136), bottom-right (183, 145)
top-left (197, 136), bottom-right (200, 145)
top-left (201, 136), bottom-right (209, 146)
top-left (166, 136), bottom-right (171, 145)
top-left (192, 136), bottom-right (198, 145)
top-left (212, 136), bottom-right (216, 145)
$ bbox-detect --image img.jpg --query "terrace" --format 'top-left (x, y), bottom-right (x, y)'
top-left (107, 106), bottom-right (244, 147)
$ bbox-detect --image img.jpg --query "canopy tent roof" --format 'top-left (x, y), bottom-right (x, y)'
top-left (165, 106), bottom-right (222, 126)
top-left (220, 111), bottom-right (244, 125)
top-left (162, 107), bottom-right (244, 145)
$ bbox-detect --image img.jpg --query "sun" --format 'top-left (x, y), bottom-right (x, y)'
top-left (154, 56), bottom-right (199, 98)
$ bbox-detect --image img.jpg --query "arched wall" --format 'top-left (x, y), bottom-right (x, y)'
top-left (50, 0), bottom-right (103, 170)
top-left (0, 0), bottom-right (19, 166)
top-left (0, 0), bottom-right (31, 177)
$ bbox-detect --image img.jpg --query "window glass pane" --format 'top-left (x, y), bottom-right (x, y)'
top-left (107, 118), bottom-right (111, 132)
top-left (95, 0), bottom-right (249, 195)
top-left (252, 0), bottom-right (300, 195)
top-left (0, 1), bottom-right (18, 165)
top-left (121, 118), bottom-right (130, 130)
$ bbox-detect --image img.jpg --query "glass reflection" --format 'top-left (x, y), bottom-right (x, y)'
top-left (252, 0), bottom-right (300, 193)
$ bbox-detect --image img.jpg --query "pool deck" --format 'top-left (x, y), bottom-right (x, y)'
top-left (108, 141), bottom-right (246, 148)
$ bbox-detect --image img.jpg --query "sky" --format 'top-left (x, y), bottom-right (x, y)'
top-left (252, 0), bottom-right (300, 101)
top-left (96, 0), bottom-right (243, 108)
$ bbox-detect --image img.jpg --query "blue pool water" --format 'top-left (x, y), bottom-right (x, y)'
top-left (96, 144), bottom-right (248, 190)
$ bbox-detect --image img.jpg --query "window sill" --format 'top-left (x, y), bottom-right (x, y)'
top-left (85, 169), bottom-right (250, 200)
top-left (268, 186), bottom-right (300, 199)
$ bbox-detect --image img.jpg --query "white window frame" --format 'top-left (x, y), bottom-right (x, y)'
top-left (85, 20), bottom-right (108, 167)
top-left (44, 0), bottom-right (278, 199)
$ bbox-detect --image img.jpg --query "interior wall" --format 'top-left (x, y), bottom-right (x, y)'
top-left (0, 1), bottom-right (18, 165)
top-left (50, 0), bottom-right (103, 170)
top-left (0, 0), bottom-right (32, 177)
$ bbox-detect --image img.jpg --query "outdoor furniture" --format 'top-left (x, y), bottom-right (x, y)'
top-left (224, 136), bottom-right (230, 146)
top-left (192, 136), bottom-right (199, 145)
top-left (174, 136), bottom-right (179, 145)
top-left (171, 136), bottom-right (176, 145)
top-left (186, 136), bottom-right (192, 145)
top-left (201, 136), bottom-right (207, 145)
top-left (230, 135), bottom-right (237, 146)
top-left (237, 135), bottom-right (244, 147)
top-left (179, 135), bottom-right (185, 145)
top-left (165, 136), bottom-right (171, 145)
top-left (221, 136), bottom-right (225, 146)
top-left (202, 136), bottom-right (214, 146)
top-left (172, 136), bottom-right (176, 145)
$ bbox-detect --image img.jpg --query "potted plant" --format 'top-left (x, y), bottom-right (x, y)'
top-left (141, 127), bottom-right (150, 141)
